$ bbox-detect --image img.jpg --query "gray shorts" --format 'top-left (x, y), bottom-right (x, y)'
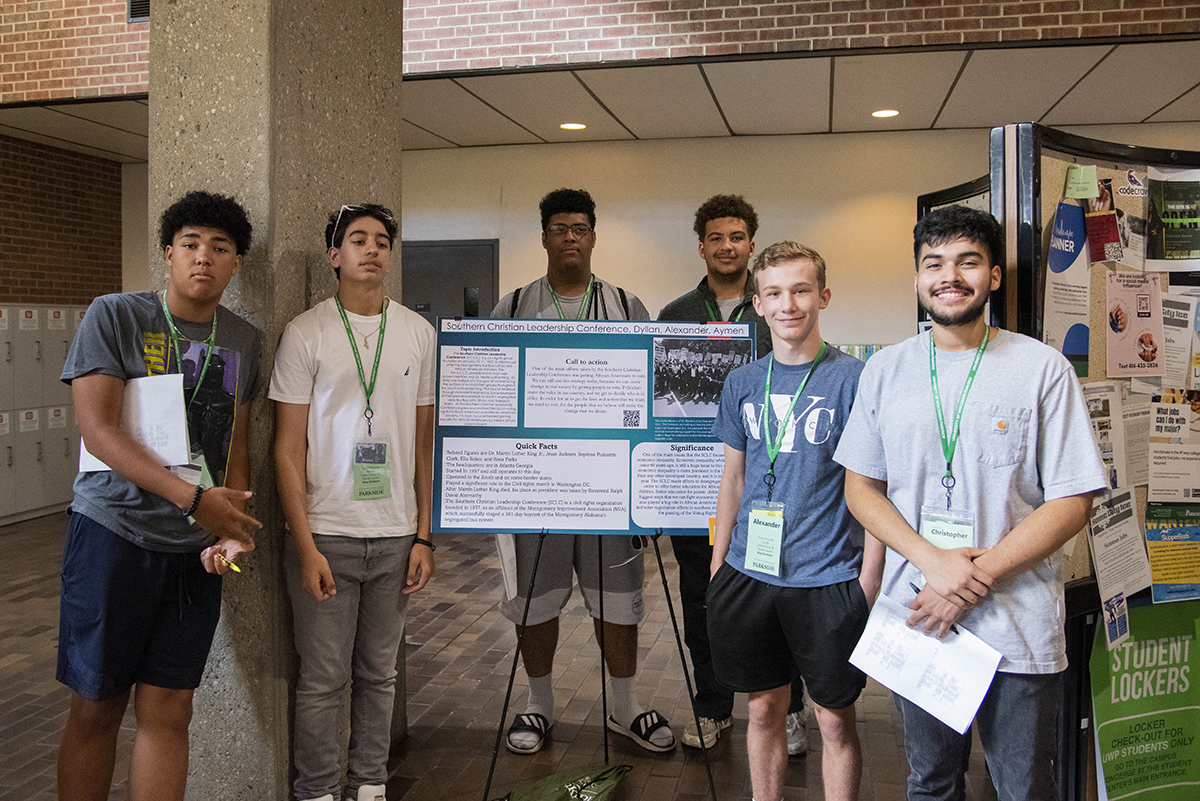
top-left (497, 533), bottom-right (645, 626)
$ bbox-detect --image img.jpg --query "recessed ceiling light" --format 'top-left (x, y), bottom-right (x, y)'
top-left (560, 122), bottom-right (587, 130)
top-left (872, 109), bottom-right (900, 118)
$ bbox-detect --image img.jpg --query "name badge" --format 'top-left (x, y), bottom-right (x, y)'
top-left (745, 501), bottom-right (785, 577)
top-left (352, 434), bottom-right (392, 501)
top-left (916, 506), bottom-right (976, 588)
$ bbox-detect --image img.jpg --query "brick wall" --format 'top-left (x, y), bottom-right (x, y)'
top-left (404, 0), bottom-right (1200, 73)
top-left (1, 1), bottom-right (148, 104)
top-left (0, 134), bottom-right (122, 304)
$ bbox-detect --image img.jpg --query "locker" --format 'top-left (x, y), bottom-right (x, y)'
top-left (44, 308), bottom-right (73, 406)
top-left (13, 408), bottom-right (46, 513)
top-left (0, 306), bottom-right (12, 413)
top-left (12, 308), bottom-right (45, 410)
top-left (0, 412), bottom-right (13, 519)
top-left (44, 405), bottom-right (75, 506)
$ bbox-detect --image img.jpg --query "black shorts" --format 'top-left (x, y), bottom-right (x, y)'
top-left (57, 513), bottom-right (222, 701)
top-left (706, 562), bottom-right (868, 710)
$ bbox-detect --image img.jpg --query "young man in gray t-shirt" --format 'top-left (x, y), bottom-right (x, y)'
top-left (835, 206), bottom-right (1105, 800)
top-left (56, 191), bottom-right (263, 801)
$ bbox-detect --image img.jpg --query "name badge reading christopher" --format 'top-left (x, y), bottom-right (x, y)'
top-left (919, 507), bottom-right (976, 551)
top-left (352, 435), bottom-right (392, 501)
top-left (746, 501), bottom-right (786, 577)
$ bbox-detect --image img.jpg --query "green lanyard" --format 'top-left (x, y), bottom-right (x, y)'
top-left (160, 291), bottom-right (216, 413)
top-left (335, 295), bottom-right (387, 436)
top-left (929, 328), bottom-right (989, 510)
top-left (761, 342), bottom-right (826, 502)
top-left (546, 275), bottom-right (595, 320)
top-left (703, 298), bottom-right (745, 323)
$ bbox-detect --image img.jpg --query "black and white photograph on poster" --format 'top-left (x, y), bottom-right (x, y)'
top-left (652, 337), bottom-right (753, 418)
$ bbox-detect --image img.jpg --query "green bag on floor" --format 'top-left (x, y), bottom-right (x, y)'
top-left (494, 763), bottom-right (631, 801)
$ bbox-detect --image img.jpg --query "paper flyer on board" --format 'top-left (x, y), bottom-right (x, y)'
top-left (1084, 178), bottom-right (1125, 265)
top-left (1122, 391), bottom-right (1152, 487)
top-left (1107, 272), bottom-right (1164, 378)
top-left (78, 374), bottom-right (189, 472)
top-left (434, 319), bottom-right (755, 535)
top-left (1148, 402), bottom-right (1200, 503)
top-left (1084, 381), bottom-right (1127, 489)
top-left (1145, 502), bottom-right (1200, 604)
top-left (1161, 293), bottom-right (1197, 390)
top-left (849, 594), bottom-right (1001, 735)
top-left (1088, 488), bottom-right (1153, 649)
top-left (1045, 201), bottom-right (1092, 375)
top-left (1146, 167), bottom-right (1200, 272)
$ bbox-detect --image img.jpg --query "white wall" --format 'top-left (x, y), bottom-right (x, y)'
top-left (122, 162), bottom-right (149, 292)
top-left (402, 121), bottom-right (1200, 346)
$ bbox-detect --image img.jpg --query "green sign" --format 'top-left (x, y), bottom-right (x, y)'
top-left (1090, 600), bottom-right (1200, 799)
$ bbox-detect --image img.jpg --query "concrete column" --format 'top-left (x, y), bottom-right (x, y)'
top-left (149, 1), bottom-right (404, 797)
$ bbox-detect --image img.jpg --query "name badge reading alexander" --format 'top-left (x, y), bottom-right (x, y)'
top-left (352, 434), bottom-right (392, 501)
top-left (746, 501), bottom-right (785, 577)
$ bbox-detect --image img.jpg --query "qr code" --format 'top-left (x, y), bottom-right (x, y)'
top-left (1104, 241), bottom-right (1123, 262)
top-left (623, 409), bottom-right (640, 428)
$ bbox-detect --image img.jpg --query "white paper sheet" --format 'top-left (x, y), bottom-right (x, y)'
top-left (78, 374), bottom-right (190, 472)
top-left (849, 594), bottom-right (1002, 734)
top-left (1087, 488), bottom-right (1153, 651)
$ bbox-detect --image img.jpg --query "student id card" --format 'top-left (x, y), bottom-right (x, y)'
top-left (352, 434), bottom-right (392, 501)
top-left (745, 501), bottom-right (785, 577)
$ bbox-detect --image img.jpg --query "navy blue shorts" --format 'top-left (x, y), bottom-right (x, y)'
top-left (707, 563), bottom-right (868, 710)
top-left (57, 513), bottom-right (223, 701)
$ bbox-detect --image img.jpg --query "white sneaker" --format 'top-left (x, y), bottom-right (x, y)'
top-left (682, 716), bottom-right (732, 749)
top-left (299, 795), bottom-right (334, 801)
top-left (786, 710), bottom-right (808, 756)
top-left (355, 785), bottom-right (386, 801)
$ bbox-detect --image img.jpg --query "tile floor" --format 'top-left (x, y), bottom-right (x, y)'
top-left (0, 513), bottom-right (1000, 800)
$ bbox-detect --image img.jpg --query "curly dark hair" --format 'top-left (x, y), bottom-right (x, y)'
top-left (325, 203), bottom-right (398, 250)
top-left (693, 194), bottom-right (758, 240)
top-left (913, 206), bottom-right (1003, 269)
top-left (158, 191), bottom-right (253, 255)
top-left (540, 188), bottom-right (596, 230)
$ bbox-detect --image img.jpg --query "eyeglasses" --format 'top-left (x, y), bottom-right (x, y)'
top-left (545, 223), bottom-right (593, 238)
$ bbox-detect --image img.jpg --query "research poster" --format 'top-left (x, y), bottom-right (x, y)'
top-left (433, 319), bottom-right (755, 535)
top-left (1090, 599), bottom-right (1200, 800)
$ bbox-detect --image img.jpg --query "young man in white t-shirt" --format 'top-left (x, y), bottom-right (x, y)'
top-left (270, 204), bottom-right (436, 801)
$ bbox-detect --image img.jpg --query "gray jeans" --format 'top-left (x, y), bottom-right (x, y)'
top-left (893, 669), bottom-right (1063, 801)
top-left (285, 534), bottom-right (413, 800)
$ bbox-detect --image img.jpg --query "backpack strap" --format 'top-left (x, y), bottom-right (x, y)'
top-left (509, 286), bottom-right (522, 318)
top-left (618, 287), bottom-right (630, 319)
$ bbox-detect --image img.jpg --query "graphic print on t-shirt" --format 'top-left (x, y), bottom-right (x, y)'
top-left (741, 394), bottom-right (836, 452)
top-left (142, 331), bottom-right (242, 487)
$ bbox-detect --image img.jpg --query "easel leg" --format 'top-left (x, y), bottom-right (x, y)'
top-left (483, 530), bottom-right (548, 801)
top-left (651, 530), bottom-right (718, 801)
top-left (596, 533), bottom-right (609, 764)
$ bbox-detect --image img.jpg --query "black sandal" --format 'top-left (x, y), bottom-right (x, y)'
top-left (506, 712), bottom-right (550, 754)
top-left (606, 710), bottom-right (675, 753)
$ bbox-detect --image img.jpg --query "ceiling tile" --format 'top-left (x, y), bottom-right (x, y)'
top-left (400, 120), bottom-right (457, 150)
top-left (936, 46), bottom-right (1111, 129)
top-left (704, 58), bottom-right (831, 135)
top-left (402, 79), bottom-right (542, 147)
top-left (0, 106), bottom-right (147, 160)
top-left (1043, 40), bottom-right (1200, 126)
top-left (0, 123), bottom-right (144, 163)
top-left (576, 65), bottom-right (729, 139)
top-left (832, 51), bottom-right (967, 132)
top-left (1147, 82), bottom-right (1200, 124)
top-left (50, 100), bottom-right (149, 136)
top-left (457, 72), bottom-right (633, 142)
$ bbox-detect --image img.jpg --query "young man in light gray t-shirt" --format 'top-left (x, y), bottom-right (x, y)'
top-left (835, 206), bottom-right (1106, 801)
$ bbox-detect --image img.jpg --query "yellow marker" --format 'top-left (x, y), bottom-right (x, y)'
top-left (216, 553), bottom-right (242, 573)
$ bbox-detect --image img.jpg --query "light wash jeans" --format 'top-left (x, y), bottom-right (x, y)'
top-left (285, 534), bottom-right (414, 800)
top-left (893, 670), bottom-right (1063, 801)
